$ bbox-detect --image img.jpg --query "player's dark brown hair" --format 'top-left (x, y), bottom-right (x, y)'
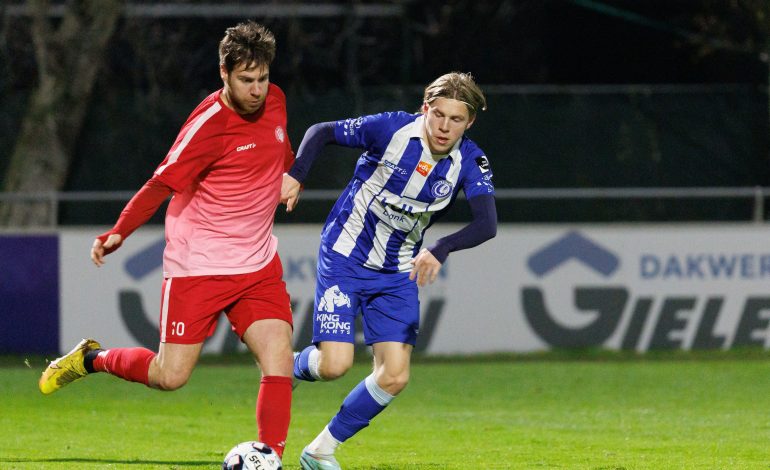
top-left (219, 21), bottom-right (276, 72)
top-left (423, 72), bottom-right (487, 117)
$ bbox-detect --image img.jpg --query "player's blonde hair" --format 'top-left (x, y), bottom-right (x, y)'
top-left (219, 20), bottom-right (276, 72)
top-left (423, 72), bottom-right (487, 117)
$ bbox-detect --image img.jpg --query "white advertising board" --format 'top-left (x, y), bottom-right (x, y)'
top-left (60, 224), bottom-right (770, 355)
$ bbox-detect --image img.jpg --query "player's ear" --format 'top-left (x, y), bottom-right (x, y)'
top-left (466, 115), bottom-right (476, 130)
top-left (219, 63), bottom-right (228, 82)
top-left (421, 102), bottom-right (429, 114)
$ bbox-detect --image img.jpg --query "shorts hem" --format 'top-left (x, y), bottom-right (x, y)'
top-left (365, 335), bottom-right (417, 347)
top-left (161, 337), bottom-right (207, 345)
top-left (312, 336), bottom-right (355, 344)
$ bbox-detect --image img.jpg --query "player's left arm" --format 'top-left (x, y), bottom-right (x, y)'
top-left (410, 194), bottom-right (497, 287)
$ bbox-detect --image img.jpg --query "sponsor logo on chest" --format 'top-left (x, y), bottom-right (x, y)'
top-left (416, 161), bottom-right (433, 177)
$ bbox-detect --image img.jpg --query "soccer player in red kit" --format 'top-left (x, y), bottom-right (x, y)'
top-left (38, 21), bottom-right (294, 460)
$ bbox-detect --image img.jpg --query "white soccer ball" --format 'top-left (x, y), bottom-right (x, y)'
top-left (222, 441), bottom-right (282, 470)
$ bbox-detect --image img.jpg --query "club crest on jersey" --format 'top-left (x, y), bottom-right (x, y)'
top-left (416, 161), bottom-right (433, 177)
top-left (275, 126), bottom-right (285, 143)
top-left (342, 117), bottom-right (364, 136)
top-left (431, 179), bottom-right (453, 198)
top-left (475, 155), bottom-right (490, 173)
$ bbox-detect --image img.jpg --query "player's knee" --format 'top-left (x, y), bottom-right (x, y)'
top-left (155, 370), bottom-right (190, 391)
top-left (377, 371), bottom-right (410, 395)
top-left (318, 358), bottom-right (352, 381)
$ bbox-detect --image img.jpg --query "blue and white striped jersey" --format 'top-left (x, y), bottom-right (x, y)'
top-left (321, 111), bottom-right (495, 273)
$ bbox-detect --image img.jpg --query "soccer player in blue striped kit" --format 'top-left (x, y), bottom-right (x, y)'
top-left (281, 72), bottom-right (497, 469)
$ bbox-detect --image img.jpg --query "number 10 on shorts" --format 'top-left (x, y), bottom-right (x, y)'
top-left (170, 321), bottom-right (185, 336)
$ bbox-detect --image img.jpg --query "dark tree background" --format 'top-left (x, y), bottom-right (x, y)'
top-left (1, 0), bottom-right (768, 225)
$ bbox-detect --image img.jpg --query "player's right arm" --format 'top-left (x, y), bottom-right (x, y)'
top-left (280, 121), bottom-right (336, 212)
top-left (90, 177), bottom-right (173, 266)
top-left (282, 113), bottom-right (400, 211)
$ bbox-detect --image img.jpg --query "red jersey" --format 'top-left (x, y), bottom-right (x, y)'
top-left (152, 84), bottom-right (293, 277)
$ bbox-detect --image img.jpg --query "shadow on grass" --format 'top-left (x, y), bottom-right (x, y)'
top-left (0, 457), bottom-right (217, 466)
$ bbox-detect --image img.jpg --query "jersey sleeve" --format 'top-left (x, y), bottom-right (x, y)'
top-left (152, 105), bottom-right (226, 193)
top-left (333, 112), bottom-right (398, 151)
top-left (462, 154), bottom-right (496, 200)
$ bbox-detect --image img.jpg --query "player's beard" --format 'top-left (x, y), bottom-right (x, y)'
top-left (231, 93), bottom-right (264, 115)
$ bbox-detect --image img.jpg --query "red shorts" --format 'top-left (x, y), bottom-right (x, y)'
top-left (158, 253), bottom-right (292, 344)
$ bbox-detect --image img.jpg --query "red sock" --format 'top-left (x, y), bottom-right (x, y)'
top-left (256, 376), bottom-right (292, 458)
top-left (93, 348), bottom-right (155, 386)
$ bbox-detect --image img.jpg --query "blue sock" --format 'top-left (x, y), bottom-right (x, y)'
top-left (294, 345), bottom-right (317, 382)
top-left (327, 374), bottom-right (394, 442)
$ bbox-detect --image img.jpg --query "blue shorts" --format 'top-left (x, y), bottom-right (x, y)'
top-left (311, 251), bottom-right (419, 346)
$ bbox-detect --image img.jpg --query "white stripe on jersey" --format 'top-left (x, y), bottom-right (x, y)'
top-left (156, 102), bottom-right (222, 175)
top-left (160, 278), bottom-right (173, 342)
top-left (331, 185), bottom-right (368, 256)
top-left (365, 220), bottom-right (395, 270)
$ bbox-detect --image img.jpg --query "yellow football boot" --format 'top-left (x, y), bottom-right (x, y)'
top-left (38, 338), bottom-right (102, 395)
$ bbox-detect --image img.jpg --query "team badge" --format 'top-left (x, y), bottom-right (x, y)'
top-left (416, 161), bottom-right (433, 177)
top-left (275, 126), bottom-right (285, 143)
top-left (342, 117), bottom-right (364, 136)
top-left (475, 155), bottom-right (490, 173)
top-left (431, 179), bottom-right (453, 198)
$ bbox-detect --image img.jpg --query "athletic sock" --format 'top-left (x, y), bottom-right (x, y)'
top-left (307, 425), bottom-right (341, 456)
top-left (91, 348), bottom-right (155, 385)
top-left (256, 375), bottom-right (292, 458)
top-left (325, 374), bottom-right (395, 444)
top-left (83, 349), bottom-right (103, 373)
top-left (294, 345), bottom-right (320, 381)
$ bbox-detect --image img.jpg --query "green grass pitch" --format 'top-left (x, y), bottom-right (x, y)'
top-left (1, 353), bottom-right (770, 469)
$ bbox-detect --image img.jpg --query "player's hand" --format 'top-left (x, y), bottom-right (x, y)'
top-left (280, 173), bottom-right (302, 212)
top-left (91, 233), bottom-right (123, 267)
top-left (409, 248), bottom-right (442, 287)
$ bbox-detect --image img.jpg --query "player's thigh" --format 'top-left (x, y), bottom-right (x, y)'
top-left (371, 342), bottom-right (412, 394)
top-left (242, 318), bottom-right (293, 377)
top-left (160, 276), bottom-right (233, 344)
top-left (226, 254), bottom-right (293, 340)
top-left (311, 273), bottom-right (360, 345)
top-left (362, 274), bottom-right (419, 346)
top-left (372, 342), bottom-right (412, 375)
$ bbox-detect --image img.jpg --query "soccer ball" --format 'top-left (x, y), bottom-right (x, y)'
top-left (222, 441), bottom-right (282, 470)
